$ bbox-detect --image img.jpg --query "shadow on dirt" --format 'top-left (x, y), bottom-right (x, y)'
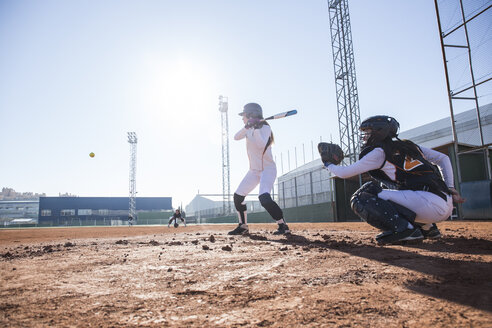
top-left (262, 233), bottom-right (492, 313)
top-left (402, 236), bottom-right (492, 255)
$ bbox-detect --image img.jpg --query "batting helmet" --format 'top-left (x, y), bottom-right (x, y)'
top-left (360, 115), bottom-right (400, 146)
top-left (238, 103), bottom-right (263, 118)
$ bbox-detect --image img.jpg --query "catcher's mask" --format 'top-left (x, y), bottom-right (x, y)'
top-left (360, 115), bottom-right (399, 146)
top-left (238, 103), bottom-right (263, 119)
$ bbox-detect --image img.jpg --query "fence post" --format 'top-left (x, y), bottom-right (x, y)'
top-left (310, 171), bottom-right (314, 205)
top-left (282, 181), bottom-right (286, 208)
top-left (294, 177), bottom-right (298, 207)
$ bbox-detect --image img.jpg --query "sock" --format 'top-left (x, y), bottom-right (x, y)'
top-left (421, 223), bottom-right (433, 230)
top-left (276, 219), bottom-right (285, 225)
top-left (407, 222), bottom-right (414, 229)
top-left (237, 211), bottom-right (248, 225)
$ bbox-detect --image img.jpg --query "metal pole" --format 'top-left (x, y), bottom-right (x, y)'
top-left (310, 171), bottom-right (314, 205)
top-left (294, 177), bottom-right (298, 207)
top-left (288, 150), bottom-right (291, 172)
top-left (281, 153), bottom-right (284, 175)
top-left (303, 143), bottom-right (306, 165)
top-left (434, 0), bottom-right (462, 184)
top-left (458, 0), bottom-right (491, 180)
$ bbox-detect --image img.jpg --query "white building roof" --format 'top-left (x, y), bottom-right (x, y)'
top-left (399, 103), bottom-right (492, 148)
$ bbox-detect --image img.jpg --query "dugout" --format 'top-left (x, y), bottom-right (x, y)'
top-left (38, 197), bottom-right (172, 226)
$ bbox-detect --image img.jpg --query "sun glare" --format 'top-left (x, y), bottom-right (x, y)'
top-left (140, 55), bottom-right (217, 128)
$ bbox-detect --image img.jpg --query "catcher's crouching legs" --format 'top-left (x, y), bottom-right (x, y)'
top-left (350, 182), bottom-right (423, 244)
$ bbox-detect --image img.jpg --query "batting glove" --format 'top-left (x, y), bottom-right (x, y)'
top-left (245, 118), bottom-right (262, 129)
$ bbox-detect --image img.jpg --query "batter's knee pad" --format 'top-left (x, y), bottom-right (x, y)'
top-left (258, 193), bottom-right (283, 221)
top-left (350, 183), bottom-right (412, 233)
top-left (234, 193), bottom-right (247, 212)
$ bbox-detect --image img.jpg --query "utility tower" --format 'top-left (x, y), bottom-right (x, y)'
top-left (218, 96), bottom-right (231, 215)
top-left (327, 0), bottom-right (361, 164)
top-left (127, 132), bottom-right (137, 225)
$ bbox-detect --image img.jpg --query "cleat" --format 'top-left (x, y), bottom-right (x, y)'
top-left (273, 223), bottom-right (291, 235)
top-left (376, 227), bottom-right (423, 245)
top-left (421, 223), bottom-right (441, 239)
top-left (375, 230), bottom-right (393, 239)
top-left (228, 224), bottom-right (249, 235)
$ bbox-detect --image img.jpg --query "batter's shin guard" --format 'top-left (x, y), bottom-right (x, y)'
top-left (258, 193), bottom-right (283, 221)
top-left (234, 193), bottom-right (247, 224)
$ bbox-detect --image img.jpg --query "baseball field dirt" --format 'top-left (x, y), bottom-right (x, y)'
top-left (1, 221), bottom-right (491, 327)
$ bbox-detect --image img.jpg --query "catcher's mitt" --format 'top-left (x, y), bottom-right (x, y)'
top-left (318, 142), bottom-right (344, 165)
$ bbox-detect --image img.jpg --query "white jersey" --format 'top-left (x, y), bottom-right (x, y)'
top-left (234, 125), bottom-right (275, 171)
top-left (326, 146), bottom-right (455, 188)
top-left (326, 146), bottom-right (455, 224)
top-left (234, 125), bottom-right (277, 197)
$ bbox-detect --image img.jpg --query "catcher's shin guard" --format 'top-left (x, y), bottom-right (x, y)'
top-left (234, 193), bottom-right (247, 224)
top-left (258, 193), bottom-right (283, 221)
top-left (387, 200), bottom-right (416, 224)
top-left (350, 182), bottom-right (413, 233)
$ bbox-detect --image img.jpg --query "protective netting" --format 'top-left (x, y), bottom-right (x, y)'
top-left (436, 0), bottom-right (492, 111)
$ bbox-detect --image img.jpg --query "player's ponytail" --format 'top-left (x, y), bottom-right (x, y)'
top-left (262, 122), bottom-right (274, 154)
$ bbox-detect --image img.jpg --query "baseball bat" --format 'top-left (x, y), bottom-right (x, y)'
top-left (263, 109), bottom-right (298, 121)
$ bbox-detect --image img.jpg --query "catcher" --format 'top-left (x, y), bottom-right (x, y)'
top-left (168, 209), bottom-right (186, 228)
top-left (318, 115), bottom-right (465, 245)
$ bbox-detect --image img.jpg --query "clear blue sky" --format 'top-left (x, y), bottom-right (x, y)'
top-left (0, 0), bottom-right (452, 207)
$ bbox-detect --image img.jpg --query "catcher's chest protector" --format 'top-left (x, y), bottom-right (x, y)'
top-left (360, 144), bottom-right (445, 190)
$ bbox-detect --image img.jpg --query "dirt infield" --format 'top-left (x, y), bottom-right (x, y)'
top-left (1, 221), bottom-right (491, 327)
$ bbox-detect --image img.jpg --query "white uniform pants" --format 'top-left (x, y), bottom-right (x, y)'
top-left (236, 166), bottom-right (277, 196)
top-left (378, 189), bottom-right (453, 224)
